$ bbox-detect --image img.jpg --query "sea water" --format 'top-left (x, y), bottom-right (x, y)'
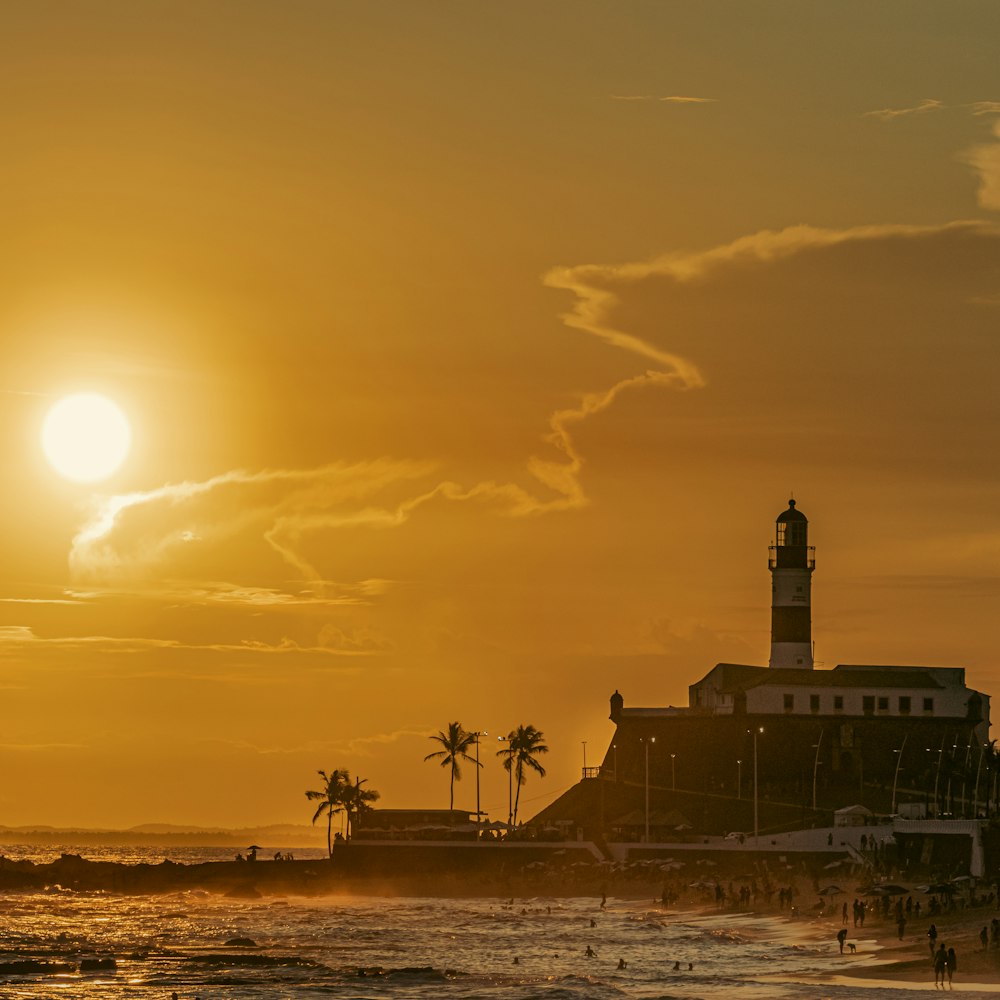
top-left (2, 885), bottom-right (997, 1000)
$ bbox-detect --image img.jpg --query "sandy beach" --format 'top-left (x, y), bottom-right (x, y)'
top-left (813, 899), bottom-right (1000, 990)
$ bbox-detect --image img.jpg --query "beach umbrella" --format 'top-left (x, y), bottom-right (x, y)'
top-left (921, 883), bottom-right (953, 894)
top-left (246, 845), bottom-right (264, 851)
top-left (818, 885), bottom-right (843, 896)
top-left (868, 883), bottom-right (909, 896)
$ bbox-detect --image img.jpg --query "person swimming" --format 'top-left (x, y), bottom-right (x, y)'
top-left (585, 946), bottom-right (596, 957)
top-left (618, 958), bottom-right (627, 969)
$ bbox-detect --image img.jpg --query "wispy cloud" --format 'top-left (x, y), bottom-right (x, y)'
top-left (864, 98), bottom-right (1000, 121)
top-left (611, 94), bottom-right (716, 104)
top-left (864, 98), bottom-right (944, 120)
top-left (195, 726), bottom-right (429, 757)
top-left (0, 625), bottom-right (377, 657)
top-left (68, 370), bottom-right (701, 591)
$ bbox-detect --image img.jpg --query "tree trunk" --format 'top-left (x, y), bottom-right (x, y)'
top-left (327, 809), bottom-right (333, 858)
top-left (513, 762), bottom-right (523, 825)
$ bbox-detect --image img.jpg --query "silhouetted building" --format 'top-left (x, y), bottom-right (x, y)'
top-left (539, 500), bottom-right (992, 836)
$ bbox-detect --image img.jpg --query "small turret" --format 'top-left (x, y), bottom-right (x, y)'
top-left (610, 690), bottom-right (624, 723)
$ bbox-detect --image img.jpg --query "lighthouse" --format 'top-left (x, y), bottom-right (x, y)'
top-left (768, 499), bottom-right (815, 669)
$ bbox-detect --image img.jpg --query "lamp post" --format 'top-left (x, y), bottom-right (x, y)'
top-left (613, 743), bottom-right (618, 781)
top-left (737, 759), bottom-right (742, 800)
top-left (752, 727), bottom-right (764, 847)
top-left (671, 753), bottom-right (676, 792)
top-left (974, 742), bottom-right (986, 819)
top-left (582, 741), bottom-right (588, 776)
top-left (497, 734), bottom-right (513, 830)
top-left (474, 730), bottom-right (487, 837)
top-left (643, 736), bottom-right (656, 843)
top-left (891, 734), bottom-right (907, 815)
top-left (931, 737), bottom-right (945, 818)
top-left (812, 730), bottom-right (824, 812)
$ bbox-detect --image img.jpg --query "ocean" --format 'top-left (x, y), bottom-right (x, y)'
top-left (0, 846), bottom-right (995, 999)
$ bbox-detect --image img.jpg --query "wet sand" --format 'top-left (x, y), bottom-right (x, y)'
top-left (820, 903), bottom-right (1000, 989)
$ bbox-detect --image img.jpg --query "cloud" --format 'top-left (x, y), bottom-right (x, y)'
top-left (196, 726), bottom-right (429, 757)
top-left (68, 366), bottom-right (700, 589)
top-left (969, 101), bottom-right (1000, 117)
top-left (962, 121), bottom-right (1000, 210)
top-left (317, 623), bottom-right (394, 653)
top-left (863, 98), bottom-right (944, 120)
top-left (66, 579), bottom-right (390, 609)
top-left (611, 95), bottom-right (716, 104)
top-left (0, 597), bottom-right (85, 605)
top-left (0, 625), bottom-right (376, 658)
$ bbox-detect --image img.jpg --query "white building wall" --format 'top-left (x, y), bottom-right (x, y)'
top-left (745, 683), bottom-right (970, 719)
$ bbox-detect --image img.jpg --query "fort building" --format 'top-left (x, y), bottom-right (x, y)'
top-left (536, 501), bottom-right (992, 840)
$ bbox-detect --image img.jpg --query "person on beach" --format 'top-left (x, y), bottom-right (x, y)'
top-left (933, 943), bottom-right (947, 987)
top-left (947, 947), bottom-right (957, 987)
top-left (928, 923), bottom-right (938, 955)
top-left (981, 926), bottom-right (989, 950)
top-left (842, 902), bottom-right (848, 925)
top-left (897, 913), bottom-right (906, 940)
top-left (837, 928), bottom-right (848, 954)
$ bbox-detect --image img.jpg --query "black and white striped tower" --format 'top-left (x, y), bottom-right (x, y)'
top-left (768, 499), bottom-right (815, 669)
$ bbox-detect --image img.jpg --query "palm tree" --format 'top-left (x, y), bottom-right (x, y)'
top-left (424, 722), bottom-right (481, 809)
top-left (498, 723), bottom-right (548, 826)
top-left (305, 768), bottom-right (350, 857)
top-left (342, 775), bottom-right (380, 838)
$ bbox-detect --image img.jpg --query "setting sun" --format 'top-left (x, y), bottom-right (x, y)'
top-left (41, 393), bottom-right (131, 483)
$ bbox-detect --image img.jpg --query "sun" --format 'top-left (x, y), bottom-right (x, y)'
top-left (42, 393), bottom-right (132, 483)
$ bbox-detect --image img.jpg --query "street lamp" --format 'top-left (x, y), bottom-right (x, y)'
top-left (671, 753), bottom-right (676, 792)
top-left (974, 742), bottom-right (987, 819)
top-left (751, 727), bottom-right (764, 846)
top-left (812, 730), bottom-right (824, 812)
top-left (737, 759), bottom-right (742, 800)
top-left (642, 736), bottom-right (656, 843)
top-left (930, 737), bottom-right (945, 817)
top-left (474, 730), bottom-right (488, 837)
top-left (582, 741), bottom-right (588, 776)
top-left (497, 734), bottom-right (513, 830)
top-left (891, 734), bottom-right (907, 815)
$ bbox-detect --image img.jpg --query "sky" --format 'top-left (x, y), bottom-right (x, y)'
top-left (2, 1), bottom-right (1000, 828)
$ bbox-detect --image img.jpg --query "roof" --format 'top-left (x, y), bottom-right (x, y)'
top-left (835, 804), bottom-right (874, 816)
top-left (690, 663), bottom-right (768, 693)
top-left (746, 667), bottom-right (944, 690)
top-left (776, 499), bottom-right (807, 523)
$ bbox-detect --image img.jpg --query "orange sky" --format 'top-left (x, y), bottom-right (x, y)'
top-left (3, 2), bottom-right (1000, 828)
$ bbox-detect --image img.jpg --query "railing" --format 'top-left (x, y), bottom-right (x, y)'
top-left (768, 545), bottom-right (816, 570)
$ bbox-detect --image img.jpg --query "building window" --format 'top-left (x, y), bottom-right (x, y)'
top-left (899, 696), bottom-right (911, 715)
top-left (877, 696), bottom-right (889, 711)
top-left (863, 695), bottom-right (875, 715)
top-left (834, 695), bottom-right (844, 712)
top-left (810, 694), bottom-right (820, 713)
top-left (783, 693), bottom-right (794, 712)
top-left (924, 697), bottom-right (934, 713)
